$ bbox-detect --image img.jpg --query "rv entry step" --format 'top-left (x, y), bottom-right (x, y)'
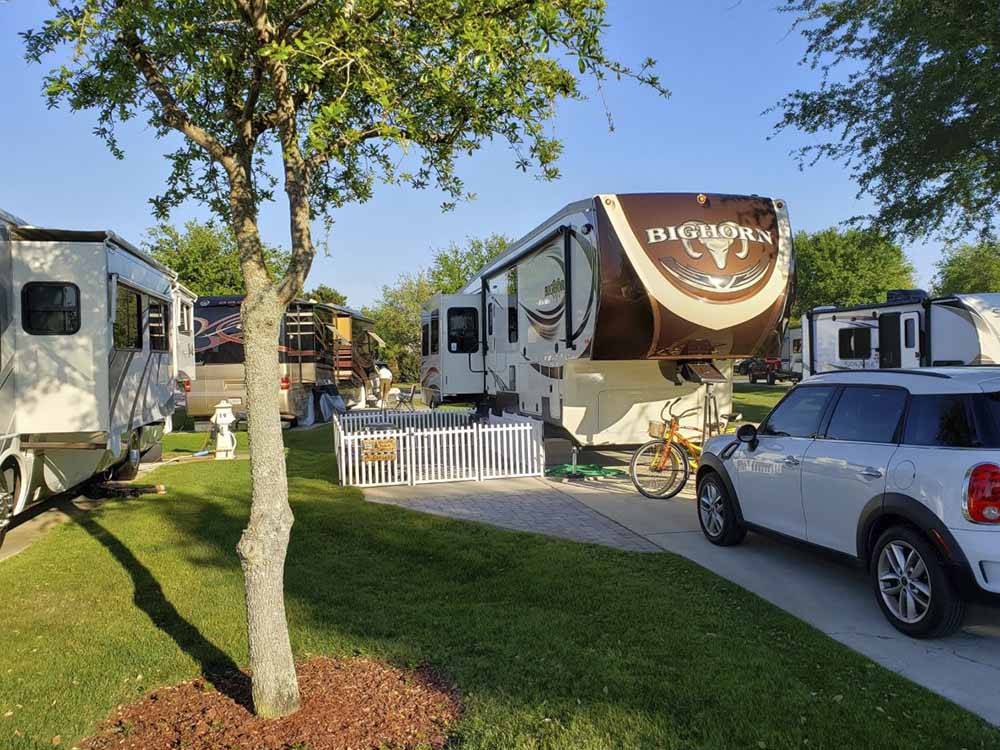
top-left (681, 362), bottom-right (727, 384)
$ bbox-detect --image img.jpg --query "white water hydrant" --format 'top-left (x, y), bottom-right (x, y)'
top-left (210, 399), bottom-right (238, 461)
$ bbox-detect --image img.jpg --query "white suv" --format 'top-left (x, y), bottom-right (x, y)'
top-left (697, 368), bottom-right (1000, 637)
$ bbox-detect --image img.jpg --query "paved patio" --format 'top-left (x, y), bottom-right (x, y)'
top-left (366, 477), bottom-right (659, 552)
top-left (365, 474), bottom-right (1000, 727)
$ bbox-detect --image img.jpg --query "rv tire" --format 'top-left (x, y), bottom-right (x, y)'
top-left (113, 433), bottom-right (142, 481)
top-left (0, 459), bottom-right (21, 548)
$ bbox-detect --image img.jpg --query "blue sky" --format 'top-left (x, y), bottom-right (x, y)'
top-left (0, 1), bottom-right (941, 305)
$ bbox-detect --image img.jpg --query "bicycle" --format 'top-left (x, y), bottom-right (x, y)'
top-left (629, 393), bottom-right (741, 499)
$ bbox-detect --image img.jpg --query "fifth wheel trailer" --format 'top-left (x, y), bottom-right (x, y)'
top-left (0, 210), bottom-right (192, 544)
top-left (803, 291), bottom-right (1000, 376)
top-left (421, 192), bottom-right (795, 445)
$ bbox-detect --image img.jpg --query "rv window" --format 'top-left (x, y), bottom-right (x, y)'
top-left (114, 288), bottom-right (143, 350)
top-left (904, 318), bottom-right (916, 349)
top-left (508, 269), bottom-right (519, 344)
top-left (792, 338), bottom-right (802, 354)
top-left (447, 307), bottom-right (479, 354)
top-left (430, 310), bottom-right (440, 354)
top-left (838, 327), bottom-right (872, 359)
top-left (150, 299), bottom-right (170, 352)
top-left (21, 282), bottom-right (80, 336)
top-left (179, 303), bottom-right (193, 334)
top-left (421, 321), bottom-right (430, 356)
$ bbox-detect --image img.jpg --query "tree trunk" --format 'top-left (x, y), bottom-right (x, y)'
top-left (234, 251), bottom-right (301, 717)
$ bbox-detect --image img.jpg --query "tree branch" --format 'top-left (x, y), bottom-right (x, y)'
top-left (118, 31), bottom-right (237, 173)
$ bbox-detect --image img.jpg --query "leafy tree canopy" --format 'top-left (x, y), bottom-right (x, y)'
top-left (365, 234), bottom-right (506, 379)
top-left (932, 242), bottom-right (1000, 296)
top-left (363, 271), bottom-right (435, 382)
top-left (304, 283), bottom-right (347, 305)
top-left (776, 1), bottom-right (1000, 239)
top-left (792, 228), bottom-right (915, 318)
top-left (428, 234), bottom-right (510, 293)
top-left (145, 221), bottom-right (289, 296)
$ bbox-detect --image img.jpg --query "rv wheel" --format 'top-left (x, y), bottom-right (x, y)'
top-left (0, 459), bottom-right (20, 547)
top-left (113, 433), bottom-right (142, 481)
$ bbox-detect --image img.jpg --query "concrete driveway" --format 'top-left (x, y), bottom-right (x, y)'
top-left (367, 475), bottom-right (1000, 726)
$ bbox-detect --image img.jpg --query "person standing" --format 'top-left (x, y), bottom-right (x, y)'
top-left (377, 361), bottom-right (393, 407)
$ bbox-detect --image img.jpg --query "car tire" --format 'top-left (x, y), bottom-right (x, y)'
top-left (767, 371), bottom-right (776, 385)
top-left (749, 373), bottom-right (757, 384)
top-left (871, 525), bottom-right (965, 638)
top-left (696, 472), bottom-right (747, 546)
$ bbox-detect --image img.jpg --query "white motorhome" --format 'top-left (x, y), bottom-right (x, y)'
top-left (0, 210), bottom-right (193, 543)
top-left (803, 290), bottom-right (1000, 376)
top-left (421, 193), bottom-right (795, 445)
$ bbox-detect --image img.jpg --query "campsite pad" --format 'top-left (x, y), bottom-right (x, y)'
top-left (80, 657), bottom-right (461, 750)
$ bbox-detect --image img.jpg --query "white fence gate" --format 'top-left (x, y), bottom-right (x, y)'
top-left (332, 409), bottom-right (545, 488)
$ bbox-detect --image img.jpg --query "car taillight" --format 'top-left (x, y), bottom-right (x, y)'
top-left (280, 376), bottom-right (290, 391)
top-left (965, 463), bottom-right (1000, 523)
top-left (181, 378), bottom-right (191, 393)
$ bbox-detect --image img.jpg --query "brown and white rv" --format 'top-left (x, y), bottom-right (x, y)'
top-left (187, 296), bottom-right (380, 423)
top-left (421, 193), bottom-right (795, 445)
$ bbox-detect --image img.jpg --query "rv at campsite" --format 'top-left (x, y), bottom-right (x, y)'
top-left (188, 296), bottom-right (381, 425)
top-left (421, 192), bottom-right (794, 445)
top-left (0, 209), bottom-right (195, 542)
top-left (804, 290), bottom-right (1000, 375)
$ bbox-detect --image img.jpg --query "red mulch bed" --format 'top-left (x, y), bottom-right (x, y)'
top-left (80, 657), bottom-right (461, 750)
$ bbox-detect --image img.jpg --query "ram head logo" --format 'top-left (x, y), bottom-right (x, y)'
top-left (679, 221), bottom-right (749, 270)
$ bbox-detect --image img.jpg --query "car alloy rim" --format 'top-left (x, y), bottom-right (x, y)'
top-left (698, 482), bottom-right (725, 537)
top-left (877, 540), bottom-right (932, 624)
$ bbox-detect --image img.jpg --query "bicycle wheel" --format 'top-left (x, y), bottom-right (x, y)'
top-left (630, 440), bottom-right (690, 499)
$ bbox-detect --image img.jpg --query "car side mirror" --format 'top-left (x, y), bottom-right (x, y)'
top-left (736, 423), bottom-right (758, 449)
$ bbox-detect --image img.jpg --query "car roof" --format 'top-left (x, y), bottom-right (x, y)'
top-left (804, 367), bottom-right (1000, 394)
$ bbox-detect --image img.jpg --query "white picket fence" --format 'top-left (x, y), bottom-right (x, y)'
top-left (332, 409), bottom-right (545, 488)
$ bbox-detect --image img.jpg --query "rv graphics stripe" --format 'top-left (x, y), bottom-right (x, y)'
top-left (109, 351), bottom-right (137, 418)
top-left (126, 352), bottom-right (156, 434)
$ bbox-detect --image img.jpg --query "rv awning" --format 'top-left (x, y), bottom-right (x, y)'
top-left (367, 330), bottom-right (387, 347)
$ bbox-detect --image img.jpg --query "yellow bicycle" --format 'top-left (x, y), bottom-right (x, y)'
top-left (629, 396), bottom-right (740, 499)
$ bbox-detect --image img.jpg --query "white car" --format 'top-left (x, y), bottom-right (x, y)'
top-left (697, 368), bottom-right (1000, 637)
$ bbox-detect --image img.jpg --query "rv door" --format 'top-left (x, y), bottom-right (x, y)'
top-left (878, 311), bottom-right (920, 369)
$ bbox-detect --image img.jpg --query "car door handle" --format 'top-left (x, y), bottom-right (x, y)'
top-left (860, 468), bottom-right (883, 479)
top-left (783, 456), bottom-right (800, 467)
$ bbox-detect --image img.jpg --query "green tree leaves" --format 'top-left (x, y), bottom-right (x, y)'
top-left (144, 221), bottom-right (290, 296)
top-left (932, 243), bottom-right (1000, 296)
top-left (792, 228), bottom-right (915, 318)
top-left (776, 1), bottom-right (1000, 239)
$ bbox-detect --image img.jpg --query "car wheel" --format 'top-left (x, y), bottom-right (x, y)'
top-left (696, 472), bottom-right (746, 546)
top-left (871, 525), bottom-right (965, 638)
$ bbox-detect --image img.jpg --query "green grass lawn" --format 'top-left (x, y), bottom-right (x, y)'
top-left (733, 380), bottom-right (787, 424)
top-left (1, 424), bottom-right (998, 748)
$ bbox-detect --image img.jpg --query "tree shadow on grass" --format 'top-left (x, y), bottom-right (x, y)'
top-left (75, 513), bottom-right (252, 709)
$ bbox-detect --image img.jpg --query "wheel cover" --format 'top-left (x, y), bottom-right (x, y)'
top-left (698, 481), bottom-right (725, 537)
top-left (877, 540), bottom-right (932, 624)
